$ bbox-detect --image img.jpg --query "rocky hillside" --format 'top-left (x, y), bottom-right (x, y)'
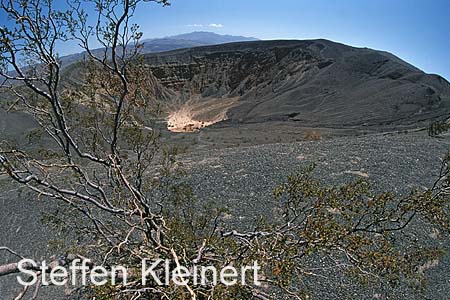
top-left (8, 39), bottom-right (450, 137)
top-left (144, 39), bottom-right (450, 131)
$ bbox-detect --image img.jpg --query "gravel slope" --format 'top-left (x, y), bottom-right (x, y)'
top-left (183, 132), bottom-right (449, 223)
top-left (181, 132), bottom-right (450, 299)
top-left (1, 132), bottom-right (449, 299)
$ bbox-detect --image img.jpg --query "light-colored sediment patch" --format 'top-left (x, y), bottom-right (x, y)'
top-left (343, 170), bottom-right (370, 178)
top-left (167, 107), bottom-right (212, 132)
top-left (167, 97), bottom-right (239, 132)
top-left (418, 259), bottom-right (440, 275)
top-left (429, 228), bottom-right (441, 239)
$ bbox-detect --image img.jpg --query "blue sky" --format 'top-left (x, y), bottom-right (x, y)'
top-left (2, 0), bottom-right (450, 80)
top-left (128, 0), bottom-right (450, 80)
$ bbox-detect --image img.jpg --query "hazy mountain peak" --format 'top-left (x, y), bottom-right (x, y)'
top-left (58, 32), bottom-right (259, 67)
top-left (159, 31), bottom-right (259, 44)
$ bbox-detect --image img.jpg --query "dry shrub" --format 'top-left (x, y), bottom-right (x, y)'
top-left (303, 130), bottom-right (322, 140)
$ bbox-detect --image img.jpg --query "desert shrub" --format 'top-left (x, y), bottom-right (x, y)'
top-left (428, 120), bottom-right (450, 137)
top-left (303, 130), bottom-right (322, 140)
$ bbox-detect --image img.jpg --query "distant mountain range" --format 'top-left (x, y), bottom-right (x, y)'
top-left (59, 32), bottom-right (259, 66)
top-left (155, 32), bottom-right (259, 45)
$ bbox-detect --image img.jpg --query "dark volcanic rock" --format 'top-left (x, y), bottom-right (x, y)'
top-left (2, 133), bottom-right (448, 300)
top-left (144, 39), bottom-right (450, 130)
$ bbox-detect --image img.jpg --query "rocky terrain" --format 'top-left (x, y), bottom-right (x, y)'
top-left (52, 38), bottom-right (450, 138)
top-left (1, 132), bottom-right (449, 299)
top-left (182, 132), bottom-right (450, 300)
top-left (6, 37), bottom-right (450, 138)
top-left (140, 40), bottom-right (450, 133)
top-left (1, 37), bottom-right (450, 299)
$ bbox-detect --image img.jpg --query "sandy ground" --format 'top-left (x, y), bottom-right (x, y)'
top-left (167, 96), bottom-right (239, 132)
